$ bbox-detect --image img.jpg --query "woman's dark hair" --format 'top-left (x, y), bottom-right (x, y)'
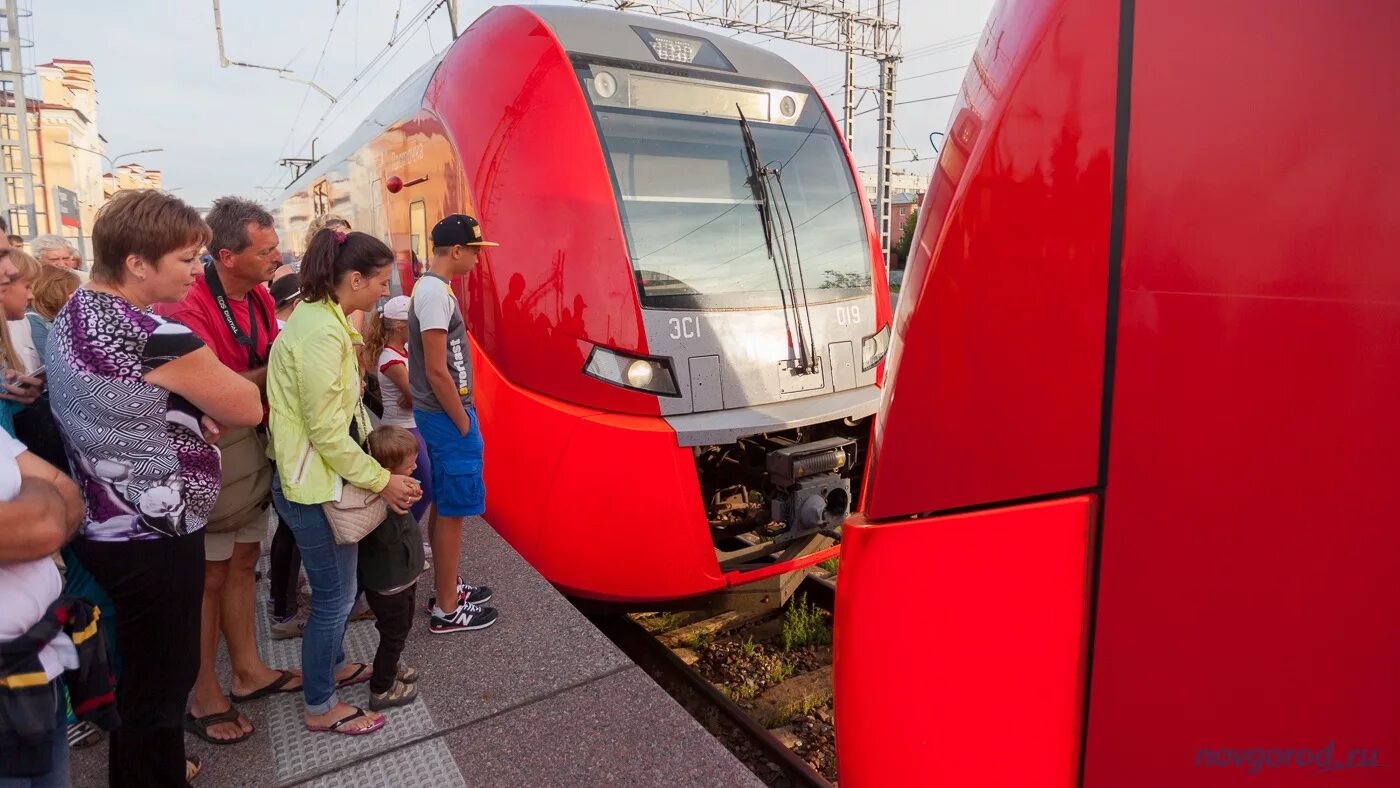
top-left (299, 229), bottom-right (393, 303)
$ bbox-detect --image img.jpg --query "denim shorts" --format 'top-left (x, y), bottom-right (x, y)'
top-left (414, 407), bottom-right (485, 518)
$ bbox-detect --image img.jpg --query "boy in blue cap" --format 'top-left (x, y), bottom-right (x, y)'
top-left (409, 214), bottom-right (498, 634)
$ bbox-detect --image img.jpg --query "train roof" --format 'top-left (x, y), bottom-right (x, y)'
top-left (527, 4), bottom-right (808, 85)
top-left (271, 4), bottom-right (811, 208)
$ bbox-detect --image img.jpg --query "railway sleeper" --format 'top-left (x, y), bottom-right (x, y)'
top-left (748, 665), bottom-right (835, 728)
top-left (658, 609), bottom-right (775, 648)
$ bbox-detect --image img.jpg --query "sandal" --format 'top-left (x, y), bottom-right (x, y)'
top-left (305, 707), bottom-right (385, 736)
top-left (184, 708), bottom-right (254, 745)
top-left (369, 680), bottom-right (419, 711)
top-left (186, 756), bottom-right (203, 782)
top-left (230, 669), bottom-right (301, 703)
top-left (336, 662), bottom-right (371, 689)
top-left (397, 663), bottom-right (419, 683)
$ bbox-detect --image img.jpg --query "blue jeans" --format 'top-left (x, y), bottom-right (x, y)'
top-left (271, 476), bottom-right (357, 715)
top-left (0, 682), bottom-right (67, 788)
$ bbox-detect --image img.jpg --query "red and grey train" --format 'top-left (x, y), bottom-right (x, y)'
top-left (835, 0), bottom-right (1400, 785)
top-left (272, 5), bottom-right (891, 605)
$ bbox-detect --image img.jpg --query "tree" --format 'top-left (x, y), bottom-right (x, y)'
top-left (892, 207), bottom-right (919, 269)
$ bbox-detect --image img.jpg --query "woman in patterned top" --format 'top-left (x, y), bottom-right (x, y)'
top-left (48, 190), bottom-right (263, 788)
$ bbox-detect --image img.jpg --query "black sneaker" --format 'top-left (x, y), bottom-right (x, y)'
top-left (429, 601), bottom-right (499, 634)
top-left (428, 576), bottom-right (493, 610)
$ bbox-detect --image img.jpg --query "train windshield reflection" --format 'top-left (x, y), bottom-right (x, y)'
top-left (594, 104), bottom-right (872, 310)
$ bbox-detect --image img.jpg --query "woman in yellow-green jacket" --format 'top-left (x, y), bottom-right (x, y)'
top-left (267, 229), bottom-right (421, 736)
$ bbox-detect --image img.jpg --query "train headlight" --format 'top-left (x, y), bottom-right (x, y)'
top-left (584, 346), bottom-right (680, 397)
top-left (861, 324), bottom-right (890, 370)
top-left (593, 71), bottom-right (618, 99)
top-left (626, 359), bottom-right (654, 388)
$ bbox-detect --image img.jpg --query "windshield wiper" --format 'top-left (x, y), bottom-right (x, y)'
top-left (738, 107), bottom-right (818, 375)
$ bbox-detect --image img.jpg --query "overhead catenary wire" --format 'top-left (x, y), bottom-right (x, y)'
top-left (852, 91), bottom-right (960, 118)
top-left (276, 0), bottom-right (441, 186)
top-left (256, 2), bottom-right (354, 192)
top-left (808, 32), bottom-right (980, 92)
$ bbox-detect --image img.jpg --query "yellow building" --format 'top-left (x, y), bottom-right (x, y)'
top-left (31, 59), bottom-right (104, 246)
top-left (101, 162), bottom-right (163, 199)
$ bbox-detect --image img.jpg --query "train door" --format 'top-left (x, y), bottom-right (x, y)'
top-left (404, 198), bottom-right (428, 295)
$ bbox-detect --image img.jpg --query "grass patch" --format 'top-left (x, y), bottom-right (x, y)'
top-left (741, 635), bottom-right (759, 657)
top-left (724, 678), bottom-right (762, 701)
top-left (816, 557), bottom-right (840, 575)
top-left (645, 611), bottom-right (686, 632)
top-left (685, 631), bottom-right (715, 649)
top-left (768, 659), bottom-right (795, 684)
top-left (782, 593), bottom-right (832, 651)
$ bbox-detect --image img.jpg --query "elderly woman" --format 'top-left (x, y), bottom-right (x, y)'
top-left (48, 190), bottom-right (263, 786)
top-left (29, 235), bottom-right (79, 270)
top-left (268, 228), bottom-right (420, 737)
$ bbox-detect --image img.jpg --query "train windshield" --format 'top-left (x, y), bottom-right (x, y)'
top-left (583, 71), bottom-right (872, 310)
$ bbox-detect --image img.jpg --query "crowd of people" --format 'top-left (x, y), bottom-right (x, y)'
top-left (0, 192), bottom-right (500, 787)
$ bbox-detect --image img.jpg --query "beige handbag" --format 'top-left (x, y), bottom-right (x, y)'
top-left (322, 402), bottom-right (388, 544)
top-left (323, 482), bottom-right (388, 545)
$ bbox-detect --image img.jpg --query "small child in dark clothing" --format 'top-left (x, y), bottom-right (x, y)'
top-left (361, 425), bottom-right (429, 710)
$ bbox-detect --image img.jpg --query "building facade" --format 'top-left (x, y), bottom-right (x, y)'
top-left (101, 161), bottom-right (161, 199)
top-left (33, 59), bottom-right (103, 251)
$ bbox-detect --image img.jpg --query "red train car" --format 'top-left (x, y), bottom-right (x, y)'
top-left (836, 0), bottom-right (1400, 784)
top-left (272, 5), bottom-right (891, 605)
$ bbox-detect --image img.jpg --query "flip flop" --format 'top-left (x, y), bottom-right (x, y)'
top-left (336, 662), bottom-right (371, 689)
top-left (230, 669), bottom-right (302, 703)
top-left (187, 756), bottom-right (203, 782)
top-left (305, 707), bottom-right (385, 736)
top-left (184, 708), bottom-right (253, 745)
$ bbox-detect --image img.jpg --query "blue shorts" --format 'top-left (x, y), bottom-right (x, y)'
top-left (413, 407), bottom-right (485, 518)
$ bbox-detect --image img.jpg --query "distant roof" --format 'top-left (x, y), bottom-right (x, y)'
top-left (47, 59), bottom-right (93, 66)
top-left (0, 91), bottom-right (89, 120)
top-left (892, 191), bottom-right (924, 205)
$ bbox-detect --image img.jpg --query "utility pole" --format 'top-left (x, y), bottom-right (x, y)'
top-left (841, 17), bottom-right (855, 149)
top-left (876, 52), bottom-right (897, 261)
top-left (576, 0), bottom-right (902, 267)
top-left (0, 0), bottom-right (39, 236)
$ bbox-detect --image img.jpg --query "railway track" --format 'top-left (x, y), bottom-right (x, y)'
top-left (589, 574), bottom-right (839, 787)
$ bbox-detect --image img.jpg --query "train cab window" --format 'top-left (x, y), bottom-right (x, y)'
top-left (409, 200), bottom-right (428, 267)
top-left (582, 69), bottom-right (872, 310)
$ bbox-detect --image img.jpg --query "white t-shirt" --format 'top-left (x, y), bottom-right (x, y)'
top-left (376, 345), bottom-right (416, 427)
top-left (0, 430), bottom-right (76, 680)
top-left (7, 316), bottom-right (40, 372)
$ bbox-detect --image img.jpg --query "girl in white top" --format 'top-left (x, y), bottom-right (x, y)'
top-left (360, 296), bottom-right (432, 519)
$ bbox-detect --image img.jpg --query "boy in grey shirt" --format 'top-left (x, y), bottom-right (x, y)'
top-left (409, 214), bottom-right (498, 634)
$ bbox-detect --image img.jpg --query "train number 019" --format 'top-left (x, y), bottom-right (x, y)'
top-left (835, 305), bottom-right (862, 326)
top-left (669, 317), bottom-right (702, 339)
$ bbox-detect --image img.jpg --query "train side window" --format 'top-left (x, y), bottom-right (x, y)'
top-left (409, 200), bottom-right (427, 275)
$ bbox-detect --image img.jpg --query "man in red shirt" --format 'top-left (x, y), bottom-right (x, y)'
top-left (156, 196), bottom-right (302, 745)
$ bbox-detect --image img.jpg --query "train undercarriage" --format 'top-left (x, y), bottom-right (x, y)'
top-left (690, 416), bottom-right (871, 611)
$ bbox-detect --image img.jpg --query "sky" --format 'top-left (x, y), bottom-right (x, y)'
top-left (30, 0), bottom-right (996, 208)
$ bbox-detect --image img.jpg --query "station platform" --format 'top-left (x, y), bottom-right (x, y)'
top-left (70, 516), bottom-right (761, 787)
